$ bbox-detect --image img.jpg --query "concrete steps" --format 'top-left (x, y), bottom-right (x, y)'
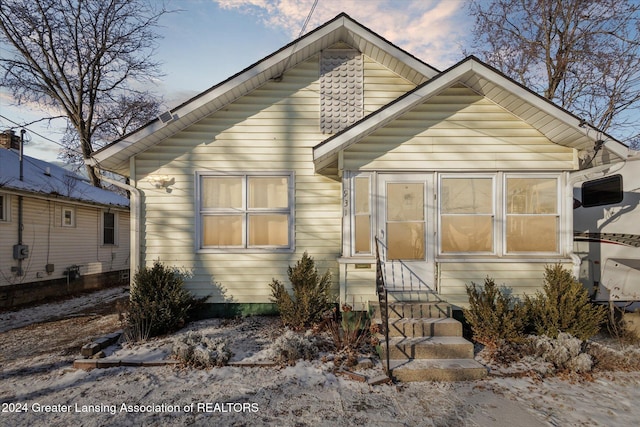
top-left (383, 317), bottom-right (462, 338)
top-left (370, 301), bottom-right (487, 382)
top-left (388, 358), bottom-right (488, 382)
top-left (370, 302), bottom-right (452, 319)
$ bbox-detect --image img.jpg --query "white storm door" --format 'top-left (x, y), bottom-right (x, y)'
top-left (377, 174), bottom-right (434, 287)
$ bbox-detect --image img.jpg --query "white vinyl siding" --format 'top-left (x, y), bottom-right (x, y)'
top-left (0, 197), bottom-right (129, 286)
top-left (135, 54), bottom-right (418, 303)
top-left (344, 85), bottom-right (576, 172)
top-left (438, 261), bottom-right (574, 309)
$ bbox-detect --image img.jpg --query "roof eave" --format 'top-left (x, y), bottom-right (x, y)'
top-left (90, 13), bottom-right (439, 176)
top-left (313, 57), bottom-right (626, 172)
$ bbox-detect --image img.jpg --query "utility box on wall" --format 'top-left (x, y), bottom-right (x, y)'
top-left (13, 244), bottom-right (29, 260)
top-left (64, 265), bottom-right (81, 281)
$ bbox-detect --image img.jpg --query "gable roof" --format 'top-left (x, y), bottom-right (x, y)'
top-left (90, 13), bottom-right (439, 176)
top-left (0, 149), bottom-right (129, 208)
top-left (313, 56), bottom-right (628, 172)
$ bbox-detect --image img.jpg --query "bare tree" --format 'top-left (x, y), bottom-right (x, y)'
top-left (0, 0), bottom-right (168, 186)
top-left (467, 0), bottom-right (640, 146)
top-left (58, 93), bottom-right (162, 173)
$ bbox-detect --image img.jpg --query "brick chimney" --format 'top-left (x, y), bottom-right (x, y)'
top-left (0, 130), bottom-right (20, 150)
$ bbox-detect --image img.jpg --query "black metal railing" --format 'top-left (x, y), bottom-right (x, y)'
top-left (374, 237), bottom-right (391, 376)
top-left (375, 237), bottom-right (440, 302)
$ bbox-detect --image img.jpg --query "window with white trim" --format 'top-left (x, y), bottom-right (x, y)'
top-left (62, 206), bottom-right (75, 227)
top-left (0, 193), bottom-right (8, 222)
top-left (440, 176), bottom-right (495, 253)
top-left (197, 172), bottom-right (293, 250)
top-left (505, 176), bottom-right (559, 253)
top-left (353, 174), bottom-right (372, 255)
top-left (439, 174), bottom-right (560, 255)
top-left (102, 211), bottom-right (117, 245)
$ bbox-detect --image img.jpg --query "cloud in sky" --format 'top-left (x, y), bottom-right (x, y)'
top-left (215, 0), bottom-right (470, 68)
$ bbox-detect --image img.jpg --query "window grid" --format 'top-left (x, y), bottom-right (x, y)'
top-left (440, 176), bottom-right (495, 254)
top-left (438, 174), bottom-right (561, 255)
top-left (103, 212), bottom-right (116, 245)
top-left (62, 207), bottom-right (75, 227)
top-left (198, 172), bottom-right (293, 251)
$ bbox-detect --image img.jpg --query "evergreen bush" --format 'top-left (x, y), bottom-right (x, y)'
top-left (126, 261), bottom-right (199, 341)
top-left (269, 251), bottom-right (334, 330)
top-left (463, 277), bottom-right (527, 349)
top-left (525, 264), bottom-right (607, 340)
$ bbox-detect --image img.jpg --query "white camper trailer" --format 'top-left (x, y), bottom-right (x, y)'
top-left (573, 152), bottom-right (640, 309)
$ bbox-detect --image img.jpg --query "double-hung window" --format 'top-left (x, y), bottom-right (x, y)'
top-left (102, 211), bottom-right (117, 245)
top-left (440, 176), bottom-right (495, 253)
top-left (62, 207), bottom-right (75, 227)
top-left (197, 172), bottom-right (293, 251)
top-left (439, 174), bottom-right (560, 255)
top-left (505, 176), bottom-right (559, 253)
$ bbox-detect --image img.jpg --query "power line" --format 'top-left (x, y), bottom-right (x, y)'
top-left (0, 114), bottom-right (84, 156)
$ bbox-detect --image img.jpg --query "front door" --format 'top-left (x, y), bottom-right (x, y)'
top-left (377, 174), bottom-right (434, 288)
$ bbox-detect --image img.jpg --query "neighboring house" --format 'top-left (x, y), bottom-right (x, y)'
top-left (0, 132), bottom-right (130, 308)
top-left (90, 13), bottom-right (630, 315)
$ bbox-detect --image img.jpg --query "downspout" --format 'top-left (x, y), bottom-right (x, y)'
top-left (566, 152), bottom-right (628, 279)
top-left (16, 130), bottom-right (25, 276)
top-left (95, 170), bottom-right (140, 287)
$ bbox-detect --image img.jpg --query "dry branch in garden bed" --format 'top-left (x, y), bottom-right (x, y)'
top-left (73, 359), bottom-right (179, 370)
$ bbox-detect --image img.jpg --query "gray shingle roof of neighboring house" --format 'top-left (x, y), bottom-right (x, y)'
top-left (0, 148), bottom-right (129, 208)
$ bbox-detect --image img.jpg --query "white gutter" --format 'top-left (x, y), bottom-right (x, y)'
top-left (96, 171), bottom-right (140, 286)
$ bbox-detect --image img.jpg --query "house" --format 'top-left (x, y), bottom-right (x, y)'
top-left (0, 131), bottom-right (130, 308)
top-left (89, 13), bottom-right (629, 316)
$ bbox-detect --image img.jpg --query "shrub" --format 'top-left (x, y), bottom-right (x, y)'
top-left (463, 277), bottom-right (527, 350)
top-left (318, 304), bottom-right (372, 367)
top-left (125, 261), bottom-right (199, 341)
top-left (528, 333), bottom-right (593, 374)
top-left (525, 264), bottom-right (607, 340)
top-left (587, 341), bottom-right (640, 371)
top-left (269, 252), bottom-right (334, 330)
top-left (172, 332), bottom-right (232, 368)
top-left (606, 304), bottom-right (640, 345)
top-left (268, 330), bottom-right (319, 365)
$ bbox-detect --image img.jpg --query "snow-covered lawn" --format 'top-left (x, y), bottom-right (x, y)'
top-left (1, 287), bottom-right (639, 427)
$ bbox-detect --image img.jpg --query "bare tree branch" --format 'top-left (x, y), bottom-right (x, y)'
top-left (467, 0), bottom-right (640, 145)
top-left (0, 0), bottom-right (170, 186)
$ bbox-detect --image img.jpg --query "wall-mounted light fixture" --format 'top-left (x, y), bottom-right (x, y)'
top-left (148, 175), bottom-right (172, 188)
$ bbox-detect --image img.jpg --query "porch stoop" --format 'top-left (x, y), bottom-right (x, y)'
top-left (369, 301), bottom-right (487, 382)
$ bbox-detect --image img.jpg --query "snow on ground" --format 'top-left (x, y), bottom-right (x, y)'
top-left (1, 289), bottom-right (640, 427)
top-left (0, 286), bottom-right (129, 333)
